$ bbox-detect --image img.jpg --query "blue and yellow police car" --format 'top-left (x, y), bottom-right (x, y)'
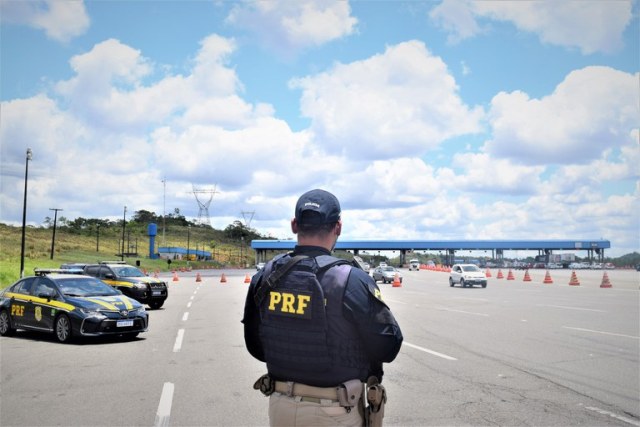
top-left (83, 261), bottom-right (168, 309)
top-left (0, 269), bottom-right (148, 343)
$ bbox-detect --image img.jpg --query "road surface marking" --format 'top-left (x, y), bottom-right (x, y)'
top-left (182, 312), bottom-right (189, 322)
top-left (540, 304), bottom-right (606, 312)
top-left (437, 307), bottom-right (489, 317)
top-left (563, 326), bottom-right (639, 340)
top-left (404, 342), bottom-right (457, 361)
top-left (173, 329), bottom-right (185, 352)
top-left (154, 382), bottom-right (174, 427)
top-left (585, 406), bottom-right (640, 426)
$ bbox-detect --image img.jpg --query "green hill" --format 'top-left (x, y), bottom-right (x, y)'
top-left (0, 222), bottom-right (260, 288)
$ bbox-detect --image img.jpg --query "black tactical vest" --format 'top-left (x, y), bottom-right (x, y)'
top-left (258, 254), bottom-right (370, 386)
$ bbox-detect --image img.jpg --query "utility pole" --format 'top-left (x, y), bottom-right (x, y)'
top-left (19, 148), bottom-right (33, 278)
top-left (121, 206), bottom-right (127, 261)
top-left (49, 208), bottom-right (63, 259)
top-left (162, 177), bottom-right (166, 246)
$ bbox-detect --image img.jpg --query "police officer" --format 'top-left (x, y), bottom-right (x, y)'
top-left (243, 189), bottom-right (403, 426)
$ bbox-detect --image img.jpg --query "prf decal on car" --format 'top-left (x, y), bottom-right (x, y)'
top-left (11, 305), bottom-right (25, 316)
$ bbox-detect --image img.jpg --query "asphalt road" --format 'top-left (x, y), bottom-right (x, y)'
top-left (1, 267), bottom-right (638, 426)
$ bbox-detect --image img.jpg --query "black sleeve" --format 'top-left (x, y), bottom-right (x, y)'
top-left (343, 268), bottom-right (403, 364)
top-left (241, 271), bottom-right (265, 362)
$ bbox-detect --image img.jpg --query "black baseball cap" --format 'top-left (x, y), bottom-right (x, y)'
top-left (295, 189), bottom-right (341, 225)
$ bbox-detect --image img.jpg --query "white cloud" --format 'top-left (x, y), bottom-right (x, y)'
top-left (485, 66), bottom-right (639, 165)
top-left (441, 152), bottom-right (545, 195)
top-left (226, 0), bottom-right (357, 54)
top-left (0, 0), bottom-right (89, 42)
top-left (430, 0), bottom-right (633, 54)
top-left (291, 40), bottom-right (484, 159)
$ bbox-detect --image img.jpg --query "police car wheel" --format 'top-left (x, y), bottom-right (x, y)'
top-left (149, 301), bottom-right (164, 310)
top-left (0, 310), bottom-right (15, 336)
top-left (55, 314), bottom-right (73, 343)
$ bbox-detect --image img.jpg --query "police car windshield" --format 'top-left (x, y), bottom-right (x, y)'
top-left (113, 266), bottom-right (145, 277)
top-left (58, 277), bottom-right (120, 297)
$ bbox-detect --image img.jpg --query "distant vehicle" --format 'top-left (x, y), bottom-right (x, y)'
top-left (604, 263), bottom-right (615, 269)
top-left (449, 264), bottom-right (487, 288)
top-left (83, 261), bottom-right (168, 309)
top-left (372, 266), bottom-right (402, 284)
top-left (362, 263), bottom-right (371, 273)
top-left (256, 262), bottom-right (265, 271)
top-left (379, 262), bottom-right (388, 268)
top-left (546, 263), bottom-right (562, 269)
top-left (408, 259), bottom-right (420, 271)
top-left (0, 269), bottom-right (148, 343)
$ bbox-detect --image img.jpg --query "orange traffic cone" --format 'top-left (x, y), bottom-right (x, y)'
top-left (497, 269), bottom-right (504, 279)
top-left (196, 273), bottom-right (202, 282)
top-left (172, 271), bottom-right (179, 282)
top-left (523, 270), bottom-right (532, 282)
top-left (569, 271), bottom-right (580, 286)
top-left (220, 273), bottom-right (227, 283)
top-left (507, 269), bottom-right (515, 280)
top-left (244, 274), bottom-right (251, 283)
top-left (392, 273), bottom-right (402, 287)
top-left (543, 270), bottom-right (553, 284)
top-left (485, 268), bottom-right (492, 278)
top-left (600, 272), bottom-right (612, 288)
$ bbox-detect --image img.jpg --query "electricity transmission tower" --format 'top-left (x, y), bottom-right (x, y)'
top-left (191, 184), bottom-right (218, 227)
top-left (241, 211), bottom-right (255, 229)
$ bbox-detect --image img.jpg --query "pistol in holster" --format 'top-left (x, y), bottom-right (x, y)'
top-left (253, 373), bottom-right (275, 396)
top-left (363, 376), bottom-right (387, 427)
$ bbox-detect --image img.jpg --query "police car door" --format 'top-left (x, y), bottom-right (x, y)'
top-left (8, 277), bottom-right (36, 329)
top-left (29, 277), bottom-right (57, 331)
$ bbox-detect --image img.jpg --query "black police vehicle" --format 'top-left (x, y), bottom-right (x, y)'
top-left (83, 261), bottom-right (168, 309)
top-left (0, 269), bottom-right (148, 343)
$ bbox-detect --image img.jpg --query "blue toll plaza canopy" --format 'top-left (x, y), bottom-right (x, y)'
top-left (250, 239), bottom-right (611, 264)
top-left (251, 239), bottom-right (610, 252)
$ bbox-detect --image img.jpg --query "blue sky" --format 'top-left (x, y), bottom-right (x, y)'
top-left (1, 0), bottom-right (638, 257)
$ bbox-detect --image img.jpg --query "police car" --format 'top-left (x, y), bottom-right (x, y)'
top-left (83, 261), bottom-right (168, 309)
top-left (0, 269), bottom-right (148, 343)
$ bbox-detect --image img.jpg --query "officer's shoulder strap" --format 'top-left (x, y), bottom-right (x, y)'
top-left (315, 255), bottom-right (352, 273)
top-left (254, 254), bottom-right (308, 306)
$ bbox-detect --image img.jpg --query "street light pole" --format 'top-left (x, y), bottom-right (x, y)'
top-left (49, 208), bottom-right (63, 259)
top-left (19, 148), bottom-right (33, 278)
top-left (121, 206), bottom-right (127, 261)
top-left (96, 224), bottom-right (100, 252)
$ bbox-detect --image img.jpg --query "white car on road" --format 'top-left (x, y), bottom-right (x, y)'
top-left (449, 264), bottom-right (487, 288)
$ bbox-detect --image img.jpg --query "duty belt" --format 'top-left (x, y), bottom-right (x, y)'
top-left (274, 381), bottom-right (340, 401)
top-left (273, 380), bottom-right (363, 408)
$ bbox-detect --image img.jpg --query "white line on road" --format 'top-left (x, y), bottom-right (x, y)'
top-left (173, 329), bottom-right (185, 352)
top-left (187, 301), bottom-right (192, 308)
top-left (404, 341), bottom-right (458, 361)
top-left (182, 312), bottom-right (189, 322)
top-left (563, 326), bottom-right (639, 340)
top-left (585, 406), bottom-right (640, 426)
top-left (540, 304), bottom-right (606, 312)
top-left (154, 382), bottom-right (174, 427)
top-left (437, 307), bottom-right (489, 317)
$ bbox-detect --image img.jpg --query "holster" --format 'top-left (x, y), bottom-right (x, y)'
top-left (253, 373), bottom-right (275, 396)
top-left (364, 376), bottom-right (387, 427)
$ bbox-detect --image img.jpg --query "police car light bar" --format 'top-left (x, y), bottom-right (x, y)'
top-left (34, 268), bottom-right (85, 276)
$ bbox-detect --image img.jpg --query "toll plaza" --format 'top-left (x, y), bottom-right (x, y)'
top-left (250, 239), bottom-right (611, 266)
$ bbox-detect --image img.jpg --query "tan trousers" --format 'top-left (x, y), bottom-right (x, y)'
top-left (269, 392), bottom-right (363, 426)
